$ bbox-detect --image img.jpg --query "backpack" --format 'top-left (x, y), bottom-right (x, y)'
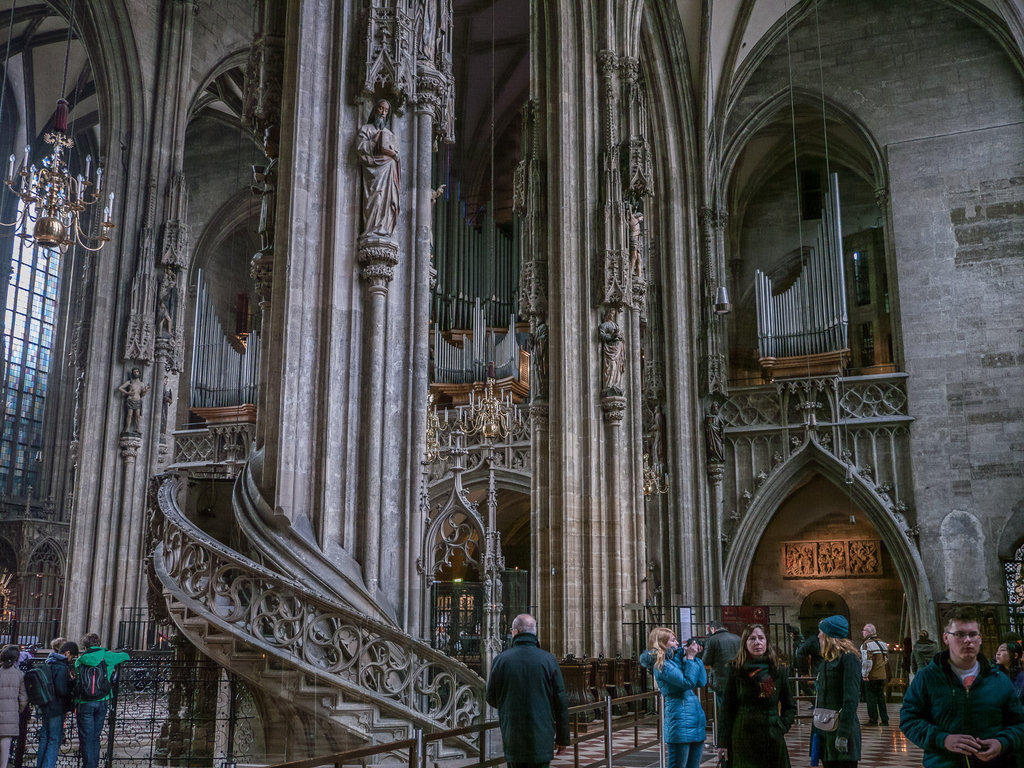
top-left (75, 659), bottom-right (112, 701)
top-left (24, 665), bottom-right (56, 707)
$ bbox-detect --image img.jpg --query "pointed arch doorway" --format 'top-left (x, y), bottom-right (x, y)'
top-left (799, 590), bottom-right (851, 637)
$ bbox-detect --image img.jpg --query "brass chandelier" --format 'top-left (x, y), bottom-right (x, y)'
top-left (2, 99), bottom-right (115, 252)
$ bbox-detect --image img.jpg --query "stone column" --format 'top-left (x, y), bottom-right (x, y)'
top-left (358, 237), bottom-right (399, 594)
top-left (528, 4), bottom-right (648, 657)
top-left (64, 0), bottom-right (195, 640)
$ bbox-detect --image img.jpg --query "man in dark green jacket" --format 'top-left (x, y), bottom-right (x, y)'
top-left (900, 607), bottom-right (1024, 768)
top-left (486, 614), bottom-right (570, 767)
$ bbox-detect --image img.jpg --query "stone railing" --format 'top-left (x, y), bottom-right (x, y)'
top-left (169, 423), bottom-right (254, 475)
top-left (152, 474), bottom-right (484, 734)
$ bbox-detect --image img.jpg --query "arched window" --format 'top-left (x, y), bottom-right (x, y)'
top-left (1, 226), bottom-right (63, 498)
top-left (1004, 541), bottom-right (1024, 635)
top-left (18, 539), bottom-right (64, 642)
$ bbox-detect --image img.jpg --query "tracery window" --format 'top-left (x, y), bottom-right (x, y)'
top-left (1, 217), bottom-right (62, 498)
top-left (1003, 541), bottom-right (1024, 634)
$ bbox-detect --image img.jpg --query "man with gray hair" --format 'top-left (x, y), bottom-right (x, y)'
top-left (860, 622), bottom-right (890, 726)
top-left (486, 614), bottom-right (570, 768)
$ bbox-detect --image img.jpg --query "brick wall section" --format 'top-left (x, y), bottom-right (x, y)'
top-left (726, 0), bottom-right (1024, 608)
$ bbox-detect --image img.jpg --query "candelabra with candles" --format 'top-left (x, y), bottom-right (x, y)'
top-left (643, 453), bottom-right (669, 497)
top-left (424, 377), bottom-right (522, 671)
top-left (2, 99), bottom-right (116, 252)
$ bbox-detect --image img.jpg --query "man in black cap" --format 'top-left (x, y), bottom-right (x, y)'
top-left (486, 614), bottom-right (570, 768)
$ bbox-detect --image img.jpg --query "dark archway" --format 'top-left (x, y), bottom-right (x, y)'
top-left (799, 589), bottom-right (851, 637)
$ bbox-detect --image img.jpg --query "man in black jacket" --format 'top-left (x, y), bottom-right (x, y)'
top-left (702, 620), bottom-right (741, 706)
top-left (486, 614), bottom-right (570, 768)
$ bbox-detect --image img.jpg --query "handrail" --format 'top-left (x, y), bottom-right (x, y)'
top-left (269, 691), bottom-right (663, 768)
top-left (152, 473), bottom-right (485, 735)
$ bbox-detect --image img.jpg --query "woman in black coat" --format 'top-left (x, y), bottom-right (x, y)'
top-left (812, 615), bottom-right (862, 768)
top-left (717, 623), bottom-right (796, 768)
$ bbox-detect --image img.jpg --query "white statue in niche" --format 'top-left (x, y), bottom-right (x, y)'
top-left (356, 99), bottom-right (401, 240)
top-left (941, 510), bottom-right (991, 602)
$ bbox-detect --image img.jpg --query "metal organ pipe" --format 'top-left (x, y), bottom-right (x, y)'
top-left (754, 172), bottom-right (850, 360)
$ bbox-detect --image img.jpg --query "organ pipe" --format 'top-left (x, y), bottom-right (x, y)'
top-left (755, 172), bottom-right (849, 359)
top-left (190, 270), bottom-right (261, 408)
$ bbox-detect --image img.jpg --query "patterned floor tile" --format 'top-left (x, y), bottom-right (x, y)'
top-left (552, 703), bottom-right (925, 767)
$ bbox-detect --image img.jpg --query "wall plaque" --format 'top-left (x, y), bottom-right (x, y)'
top-left (782, 539), bottom-right (882, 578)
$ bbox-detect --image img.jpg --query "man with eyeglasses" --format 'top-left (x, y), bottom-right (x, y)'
top-left (900, 606), bottom-right (1024, 767)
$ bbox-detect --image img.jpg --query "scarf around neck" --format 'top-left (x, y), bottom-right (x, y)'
top-left (743, 658), bottom-right (776, 698)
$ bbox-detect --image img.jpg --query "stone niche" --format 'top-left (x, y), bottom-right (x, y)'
top-left (745, 474), bottom-right (905, 644)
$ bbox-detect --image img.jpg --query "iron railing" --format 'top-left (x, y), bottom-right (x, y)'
top-left (10, 653), bottom-right (260, 768)
top-left (269, 691), bottom-right (662, 768)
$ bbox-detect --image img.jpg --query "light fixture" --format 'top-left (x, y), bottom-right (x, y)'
top-left (2, 99), bottom-right (115, 252)
top-left (424, 392), bottom-right (448, 463)
top-left (643, 453), bottom-right (669, 497)
top-left (714, 285), bottom-right (731, 314)
top-left (459, 377), bottom-right (521, 441)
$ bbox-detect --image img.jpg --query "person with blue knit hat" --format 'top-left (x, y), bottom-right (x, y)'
top-left (811, 615), bottom-right (862, 768)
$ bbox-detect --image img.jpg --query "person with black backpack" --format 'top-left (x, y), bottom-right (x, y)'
top-left (74, 633), bottom-right (129, 768)
top-left (31, 640), bottom-right (77, 768)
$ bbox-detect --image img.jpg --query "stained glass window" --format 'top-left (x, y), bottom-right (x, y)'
top-left (1004, 542), bottom-right (1024, 635)
top-left (0, 215), bottom-right (63, 498)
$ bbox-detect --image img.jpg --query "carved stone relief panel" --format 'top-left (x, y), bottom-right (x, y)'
top-left (782, 539), bottom-right (883, 578)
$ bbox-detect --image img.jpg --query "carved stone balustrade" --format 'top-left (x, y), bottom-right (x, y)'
top-left (169, 418), bottom-right (256, 478)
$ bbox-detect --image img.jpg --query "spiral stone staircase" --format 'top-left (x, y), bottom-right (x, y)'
top-left (150, 472), bottom-right (485, 760)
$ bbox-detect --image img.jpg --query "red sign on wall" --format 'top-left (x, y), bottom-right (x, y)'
top-left (721, 605), bottom-right (768, 635)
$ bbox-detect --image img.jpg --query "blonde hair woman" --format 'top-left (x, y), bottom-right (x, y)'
top-left (639, 627), bottom-right (706, 768)
top-left (813, 616), bottom-right (862, 768)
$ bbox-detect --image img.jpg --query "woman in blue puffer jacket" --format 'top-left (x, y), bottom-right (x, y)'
top-left (640, 627), bottom-right (707, 768)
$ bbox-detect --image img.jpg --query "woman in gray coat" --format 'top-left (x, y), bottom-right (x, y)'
top-left (0, 644), bottom-right (27, 768)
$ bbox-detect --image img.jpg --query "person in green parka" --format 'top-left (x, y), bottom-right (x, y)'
top-left (812, 615), bottom-right (862, 768)
top-left (717, 623), bottom-right (796, 768)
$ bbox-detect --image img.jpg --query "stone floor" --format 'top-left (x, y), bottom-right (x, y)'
top-left (552, 704), bottom-right (925, 767)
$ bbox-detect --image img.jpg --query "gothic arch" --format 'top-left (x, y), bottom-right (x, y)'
top-left (723, 434), bottom-right (933, 632)
top-left (27, 538), bottom-right (65, 574)
top-left (721, 88), bottom-right (889, 207)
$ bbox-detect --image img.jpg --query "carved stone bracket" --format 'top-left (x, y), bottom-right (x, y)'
top-left (119, 433), bottom-right (143, 464)
top-left (415, 70), bottom-right (455, 142)
top-left (250, 255), bottom-right (273, 310)
top-left (358, 237), bottom-right (400, 294)
top-left (528, 402), bottom-right (549, 426)
top-left (707, 462), bottom-right (725, 485)
top-left (155, 334), bottom-right (184, 375)
top-left (601, 395), bottom-right (627, 425)
top-left (518, 259), bottom-right (548, 318)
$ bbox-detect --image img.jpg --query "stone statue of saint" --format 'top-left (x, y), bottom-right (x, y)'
top-left (156, 267), bottom-right (177, 337)
top-left (118, 367), bottom-right (150, 434)
top-left (356, 99), bottom-right (401, 240)
top-left (531, 321), bottom-right (548, 399)
top-left (704, 400), bottom-right (725, 464)
top-left (598, 310), bottom-right (626, 396)
top-left (628, 208), bottom-right (644, 276)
